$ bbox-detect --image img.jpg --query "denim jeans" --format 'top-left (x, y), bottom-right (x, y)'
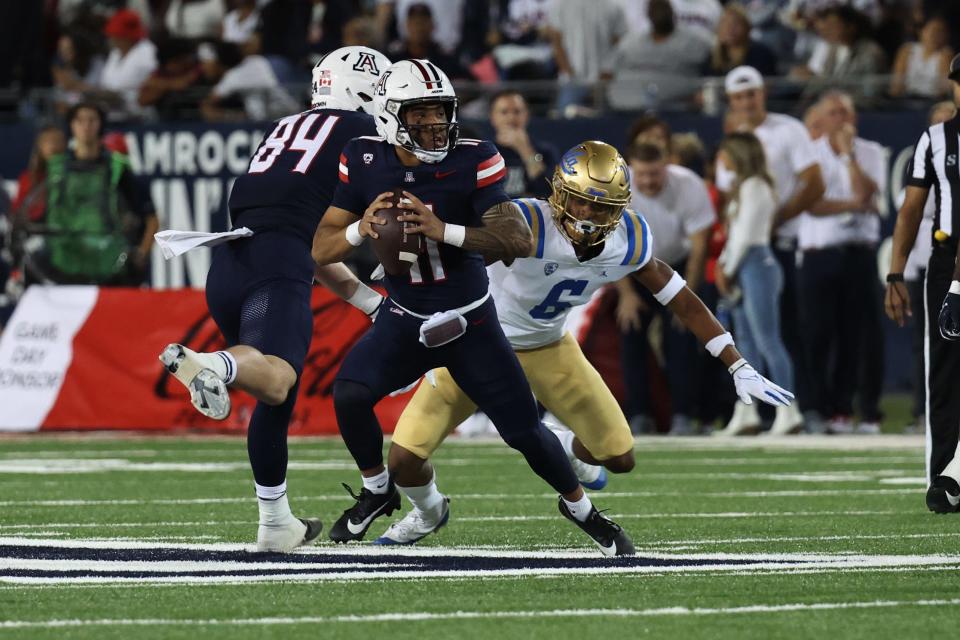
top-left (731, 246), bottom-right (795, 392)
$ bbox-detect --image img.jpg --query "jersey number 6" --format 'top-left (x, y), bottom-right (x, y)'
top-left (529, 279), bottom-right (588, 320)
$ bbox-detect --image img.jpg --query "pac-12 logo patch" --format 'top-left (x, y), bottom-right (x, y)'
top-left (404, 171), bottom-right (415, 183)
top-left (544, 262), bottom-right (559, 276)
top-left (363, 153), bottom-right (373, 165)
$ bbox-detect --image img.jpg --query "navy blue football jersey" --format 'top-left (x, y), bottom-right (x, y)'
top-left (331, 137), bottom-right (508, 314)
top-left (229, 108), bottom-right (377, 243)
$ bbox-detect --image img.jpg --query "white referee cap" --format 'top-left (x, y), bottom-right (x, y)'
top-left (724, 66), bottom-right (764, 94)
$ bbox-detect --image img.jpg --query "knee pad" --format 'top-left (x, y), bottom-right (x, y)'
top-left (333, 380), bottom-right (375, 411)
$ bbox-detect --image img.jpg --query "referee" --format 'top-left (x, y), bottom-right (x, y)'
top-left (886, 53), bottom-right (960, 512)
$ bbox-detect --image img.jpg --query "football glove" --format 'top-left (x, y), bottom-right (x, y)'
top-left (939, 291), bottom-right (960, 341)
top-left (729, 359), bottom-right (794, 407)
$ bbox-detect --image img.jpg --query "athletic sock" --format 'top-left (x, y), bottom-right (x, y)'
top-left (547, 425), bottom-right (576, 461)
top-left (562, 493), bottom-right (594, 522)
top-left (255, 482), bottom-right (296, 526)
top-left (362, 469), bottom-right (390, 495)
top-left (190, 349), bottom-right (237, 384)
top-left (399, 473), bottom-right (445, 514)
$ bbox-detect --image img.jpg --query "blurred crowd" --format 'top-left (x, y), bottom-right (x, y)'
top-left (0, 0), bottom-right (958, 121)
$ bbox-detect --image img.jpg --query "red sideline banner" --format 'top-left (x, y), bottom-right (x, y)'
top-left (0, 285), bottom-right (412, 433)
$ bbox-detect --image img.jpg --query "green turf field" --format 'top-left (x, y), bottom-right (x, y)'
top-left (1, 432), bottom-right (957, 640)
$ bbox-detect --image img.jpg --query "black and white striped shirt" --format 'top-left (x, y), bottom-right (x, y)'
top-left (909, 117), bottom-right (960, 237)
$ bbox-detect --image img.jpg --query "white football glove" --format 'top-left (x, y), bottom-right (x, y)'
top-left (729, 359), bottom-right (794, 407)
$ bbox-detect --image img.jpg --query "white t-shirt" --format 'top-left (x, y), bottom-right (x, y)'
top-left (223, 8), bottom-right (260, 44)
top-left (165, 0), bottom-right (226, 39)
top-left (379, 0), bottom-right (465, 54)
top-left (798, 136), bottom-right (885, 250)
top-left (99, 39), bottom-right (158, 113)
top-left (490, 198), bottom-right (653, 349)
top-left (213, 55), bottom-right (299, 120)
top-left (617, 0), bottom-right (722, 44)
top-left (750, 112), bottom-right (820, 240)
top-left (630, 164), bottom-right (714, 266)
top-left (546, 0), bottom-right (627, 81)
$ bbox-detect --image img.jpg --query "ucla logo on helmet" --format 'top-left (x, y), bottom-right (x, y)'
top-left (353, 51), bottom-right (381, 75)
top-left (544, 262), bottom-right (559, 276)
top-left (560, 149), bottom-right (584, 175)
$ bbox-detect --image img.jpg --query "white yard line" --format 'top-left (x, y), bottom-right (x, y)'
top-left (2, 597), bottom-right (959, 628)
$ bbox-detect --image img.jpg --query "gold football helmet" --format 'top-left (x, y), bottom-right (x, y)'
top-left (548, 140), bottom-right (631, 247)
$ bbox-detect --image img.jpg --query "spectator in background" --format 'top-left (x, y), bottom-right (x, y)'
top-left (163, 0), bottom-right (227, 41)
top-left (721, 65), bottom-right (824, 433)
top-left (797, 91), bottom-right (882, 434)
top-left (488, 0), bottom-right (554, 80)
top-left (342, 15), bottom-right (380, 48)
top-left (201, 38), bottom-right (300, 122)
top-left (387, 3), bottom-right (472, 80)
top-left (616, 142), bottom-right (714, 435)
top-left (626, 114), bottom-right (672, 153)
top-left (138, 39), bottom-right (207, 120)
top-left (11, 126), bottom-right (67, 223)
top-left (904, 99), bottom-right (957, 432)
top-left (602, 0), bottom-right (710, 110)
top-left (222, 0), bottom-right (261, 45)
top-left (34, 102), bottom-right (157, 286)
top-left (307, 0), bottom-right (364, 56)
top-left (50, 31), bottom-right (106, 111)
top-left (618, 0), bottom-right (723, 46)
top-left (98, 8), bottom-right (158, 118)
top-left (702, 3), bottom-right (778, 77)
top-left (714, 132), bottom-right (803, 436)
top-left (488, 89), bottom-right (557, 198)
top-left (376, 0), bottom-right (465, 54)
top-left (546, 0), bottom-right (626, 114)
top-left (793, 6), bottom-right (886, 88)
top-left (889, 15), bottom-right (954, 98)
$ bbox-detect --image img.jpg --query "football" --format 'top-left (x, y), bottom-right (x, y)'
top-left (370, 188), bottom-right (422, 276)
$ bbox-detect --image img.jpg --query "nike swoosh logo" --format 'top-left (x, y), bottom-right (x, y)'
top-left (596, 541), bottom-right (616, 556)
top-left (435, 170), bottom-right (456, 179)
top-left (948, 492), bottom-right (960, 507)
top-left (345, 499), bottom-right (393, 535)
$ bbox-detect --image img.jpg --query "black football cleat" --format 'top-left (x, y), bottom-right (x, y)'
top-left (329, 481), bottom-right (402, 542)
top-left (927, 475), bottom-right (960, 513)
top-left (558, 497), bottom-right (636, 557)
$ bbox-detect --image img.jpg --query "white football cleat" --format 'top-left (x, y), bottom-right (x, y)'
top-left (716, 400), bottom-right (761, 436)
top-left (769, 403), bottom-right (804, 435)
top-left (159, 343), bottom-right (231, 420)
top-left (256, 517), bottom-right (323, 553)
top-left (373, 498), bottom-right (450, 545)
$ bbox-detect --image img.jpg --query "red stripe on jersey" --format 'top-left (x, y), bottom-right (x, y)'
top-left (338, 152), bottom-right (349, 182)
top-left (339, 153), bottom-right (347, 165)
top-left (339, 170), bottom-right (349, 183)
top-left (477, 166), bottom-right (506, 188)
top-left (477, 153), bottom-right (503, 171)
top-left (410, 60), bottom-right (435, 89)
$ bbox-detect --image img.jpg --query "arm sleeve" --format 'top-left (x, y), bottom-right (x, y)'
top-left (117, 165), bottom-right (156, 218)
top-left (720, 178), bottom-right (773, 276)
top-left (471, 141), bottom-right (509, 218)
top-left (681, 174), bottom-right (716, 235)
top-left (788, 120), bottom-right (819, 174)
top-left (329, 141), bottom-right (366, 216)
top-left (907, 130), bottom-right (935, 189)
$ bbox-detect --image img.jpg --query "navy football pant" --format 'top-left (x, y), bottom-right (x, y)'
top-left (335, 297), bottom-right (580, 495)
top-left (205, 231), bottom-right (314, 488)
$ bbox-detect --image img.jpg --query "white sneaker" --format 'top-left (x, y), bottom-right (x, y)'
top-left (855, 421), bottom-right (881, 435)
top-left (828, 416), bottom-right (854, 434)
top-left (770, 403), bottom-right (804, 435)
top-left (159, 344), bottom-right (231, 420)
top-left (716, 401), bottom-right (761, 436)
top-left (373, 498), bottom-right (450, 545)
top-left (256, 517), bottom-right (323, 553)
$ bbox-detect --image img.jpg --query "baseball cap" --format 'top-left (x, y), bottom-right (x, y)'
top-left (104, 9), bottom-right (146, 41)
top-left (724, 65), bottom-right (764, 94)
top-left (950, 53), bottom-right (960, 82)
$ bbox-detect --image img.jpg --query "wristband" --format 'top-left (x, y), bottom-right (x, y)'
top-left (727, 357), bottom-right (748, 374)
top-left (443, 223), bottom-right (466, 247)
top-left (346, 283), bottom-right (384, 317)
top-left (345, 221), bottom-right (364, 247)
top-left (885, 273), bottom-right (904, 283)
top-left (951, 281), bottom-right (960, 295)
top-left (653, 272), bottom-right (686, 305)
top-left (705, 332), bottom-right (734, 358)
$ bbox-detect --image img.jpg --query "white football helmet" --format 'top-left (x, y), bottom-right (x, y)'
top-left (311, 46), bottom-right (391, 115)
top-left (373, 59), bottom-right (459, 163)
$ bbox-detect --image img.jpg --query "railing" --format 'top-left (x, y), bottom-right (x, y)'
top-left (0, 74), bottom-right (943, 124)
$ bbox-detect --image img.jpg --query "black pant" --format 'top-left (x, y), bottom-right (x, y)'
top-left (925, 245), bottom-right (960, 479)
top-left (798, 245), bottom-right (875, 417)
